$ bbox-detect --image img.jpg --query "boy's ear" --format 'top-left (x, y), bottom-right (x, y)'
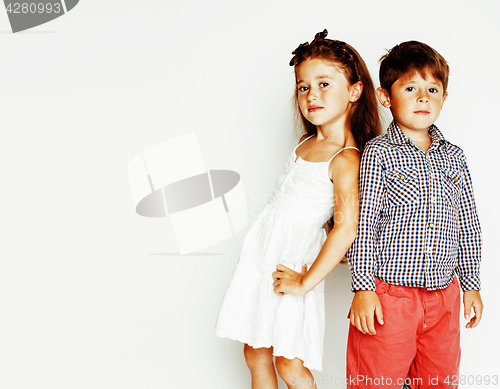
top-left (350, 81), bottom-right (363, 103)
top-left (377, 87), bottom-right (391, 108)
top-left (441, 91), bottom-right (448, 108)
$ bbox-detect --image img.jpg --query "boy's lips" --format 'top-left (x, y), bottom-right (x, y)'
top-left (414, 110), bottom-right (430, 115)
top-left (308, 106), bottom-right (323, 112)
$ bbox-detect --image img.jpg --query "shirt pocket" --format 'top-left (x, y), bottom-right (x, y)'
top-left (440, 168), bottom-right (462, 206)
top-left (384, 167), bottom-right (420, 206)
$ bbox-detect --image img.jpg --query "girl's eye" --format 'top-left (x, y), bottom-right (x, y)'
top-left (320, 82), bottom-right (329, 88)
top-left (298, 86), bottom-right (309, 92)
top-left (405, 86), bottom-right (415, 92)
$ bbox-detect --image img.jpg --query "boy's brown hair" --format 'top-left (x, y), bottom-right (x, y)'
top-left (379, 41), bottom-right (449, 94)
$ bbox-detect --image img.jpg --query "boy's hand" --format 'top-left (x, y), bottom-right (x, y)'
top-left (349, 291), bottom-right (384, 335)
top-left (272, 264), bottom-right (308, 296)
top-left (463, 290), bottom-right (483, 329)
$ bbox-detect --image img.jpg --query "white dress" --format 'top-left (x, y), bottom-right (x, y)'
top-left (215, 135), bottom-right (359, 371)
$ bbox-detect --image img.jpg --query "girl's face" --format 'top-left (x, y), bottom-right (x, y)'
top-left (296, 58), bottom-right (358, 130)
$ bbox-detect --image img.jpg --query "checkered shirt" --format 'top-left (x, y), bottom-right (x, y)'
top-left (347, 121), bottom-right (481, 291)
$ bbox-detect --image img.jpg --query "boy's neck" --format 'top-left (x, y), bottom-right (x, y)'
top-left (397, 122), bottom-right (432, 153)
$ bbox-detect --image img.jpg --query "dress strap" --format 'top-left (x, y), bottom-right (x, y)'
top-left (294, 134), bottom-right (315, 152)
top-left (327, 146), bottom-right (360, 163)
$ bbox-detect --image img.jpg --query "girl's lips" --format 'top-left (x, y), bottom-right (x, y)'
top-left (308, 106), bottom-right (323, 112)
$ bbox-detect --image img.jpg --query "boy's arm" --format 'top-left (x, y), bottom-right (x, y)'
top-left (456, 154), bottom-right (483, 327)
top-left (348, 144), bottom-right (384, 291)
top-left (455, 153), bottom-right (481, 291)
top-left (348, 144), bottom-right (385, 335)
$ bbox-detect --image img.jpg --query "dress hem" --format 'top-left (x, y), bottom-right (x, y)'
top-left (215, 329), bottom-right (323, 372)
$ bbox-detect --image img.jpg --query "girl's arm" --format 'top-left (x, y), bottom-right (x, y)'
top-left (272, 149), bottom-right (360, 296)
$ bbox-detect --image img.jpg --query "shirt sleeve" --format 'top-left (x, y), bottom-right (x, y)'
top-left (455, 153), bottom-right (482, 291)
top-left (347, 143), bottom-right (384, 292)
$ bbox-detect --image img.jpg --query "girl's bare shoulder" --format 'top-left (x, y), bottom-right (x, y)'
top-left (329, 147), bottom-right (360, 182)
top-left (332, 147), bottom-right (361, 165)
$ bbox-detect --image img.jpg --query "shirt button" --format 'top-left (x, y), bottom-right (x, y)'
top-left (431, 197), bottom-right (437, 203)
top-left (399, 174), bottom-right (405, 180)
top-left (427, 247), bottom-right (432, 253)
top-left (428, 222), bottom-right (434, 228)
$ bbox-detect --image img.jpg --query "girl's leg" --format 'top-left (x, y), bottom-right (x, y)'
top-left (275, 356), bottom-right (316, 388)
top-left (243, 344), bottom-right (278, 389)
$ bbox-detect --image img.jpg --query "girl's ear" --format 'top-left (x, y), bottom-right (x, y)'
top-left (377, 87), bottom-right (391, 108)
top-left (350, 81), bottom-right (363, 103)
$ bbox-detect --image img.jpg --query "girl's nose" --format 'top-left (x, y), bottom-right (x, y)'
top-left (307, 90), bottom-right (318, 101)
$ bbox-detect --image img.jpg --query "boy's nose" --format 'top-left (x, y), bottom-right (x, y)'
top-left (418, 95), bottom-right (429, 103)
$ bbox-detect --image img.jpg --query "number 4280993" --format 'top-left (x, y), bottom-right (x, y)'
top-left (6, 3), bottom-right (62, 14)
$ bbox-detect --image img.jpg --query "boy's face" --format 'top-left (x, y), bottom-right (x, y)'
top-left (378, 71), bottom-right (448, 135)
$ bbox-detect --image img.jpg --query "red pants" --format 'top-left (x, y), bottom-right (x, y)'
top-left (347, 277), bottom-right (461, 389)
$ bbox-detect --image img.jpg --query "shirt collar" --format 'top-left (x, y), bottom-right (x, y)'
top-left (387, 120), bottom-right (408, 145)
top-left (387, 120), bottom-right (448, 148)
top-left (428, 124), bottom-right (447, 146)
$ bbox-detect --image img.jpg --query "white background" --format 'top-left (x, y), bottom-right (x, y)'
top-left (1, 0), bottom-right (498, 388)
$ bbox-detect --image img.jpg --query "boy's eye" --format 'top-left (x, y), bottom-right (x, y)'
top-left (429, 88), bottom-right (438, 93)
top-left (405, 86), bottom-right (415, 92)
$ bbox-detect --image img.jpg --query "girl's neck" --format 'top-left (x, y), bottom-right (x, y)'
top-left (315, 123), bottom-right (351, 145)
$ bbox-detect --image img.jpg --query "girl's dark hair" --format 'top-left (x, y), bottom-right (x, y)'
top-left (290, 29), bottom-right (381, 151)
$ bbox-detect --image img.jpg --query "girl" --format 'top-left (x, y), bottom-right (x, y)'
top-left (216, 30), bottom-right (380, 388)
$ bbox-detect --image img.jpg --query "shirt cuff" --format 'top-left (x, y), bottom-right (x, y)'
top-left (351, 273), bottom-right (376, 292)
top-left (458, 273), bottom-right (481, 291)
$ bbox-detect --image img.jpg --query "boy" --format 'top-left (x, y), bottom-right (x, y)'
top-left (347, 41), bottom-right (483, 388)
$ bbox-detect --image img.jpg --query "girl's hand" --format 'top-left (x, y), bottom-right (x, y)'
top-left (272, 264), bottom-right (308, 296)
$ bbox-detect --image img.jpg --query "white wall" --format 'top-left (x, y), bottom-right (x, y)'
top-left (1, 0), bottom-right (498, 388)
